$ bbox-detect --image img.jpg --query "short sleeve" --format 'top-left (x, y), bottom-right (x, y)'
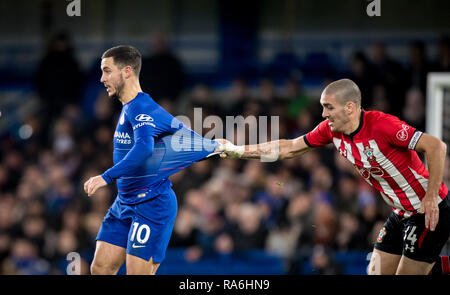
top-left (305, 120), bottom-right (333, 147)
top-left (378, 113), bottom-right (421, 150)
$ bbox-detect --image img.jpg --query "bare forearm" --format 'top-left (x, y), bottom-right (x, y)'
top-left (240, 140), bottom-right (283, 160)
top-left (240, 137), bottom-right (311, 160)
top-left (425, 141), bottom-right (447, 196)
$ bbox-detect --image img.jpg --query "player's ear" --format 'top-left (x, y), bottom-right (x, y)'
top-left (345, 101), bottom-right (353, 113)
top-left (122, 65), bottom-right (133, 79)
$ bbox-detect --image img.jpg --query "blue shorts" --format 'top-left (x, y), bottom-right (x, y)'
top-left (96, 189), bottom-right (177, 263)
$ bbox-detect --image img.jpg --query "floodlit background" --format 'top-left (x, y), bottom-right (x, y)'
top-left (0, 0), bottom-right (449, 274)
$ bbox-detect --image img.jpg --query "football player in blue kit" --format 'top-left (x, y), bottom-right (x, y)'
top-left (84, 45), bottom-right (221, 275)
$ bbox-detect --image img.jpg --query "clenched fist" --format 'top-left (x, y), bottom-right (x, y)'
top-left (84, 175), bottom-right (107, 197)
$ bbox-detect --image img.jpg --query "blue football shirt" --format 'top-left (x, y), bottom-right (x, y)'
top-left (101, 92), bottom-right (218, 204)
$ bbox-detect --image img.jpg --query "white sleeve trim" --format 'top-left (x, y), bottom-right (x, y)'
top-left (408, 131), bottom-right (423, 150)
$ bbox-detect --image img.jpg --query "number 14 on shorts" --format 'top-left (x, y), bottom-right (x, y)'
top-left (404, 225), bottom-right (417, 253)
top-left (130, 222), bottom-right (151, 247)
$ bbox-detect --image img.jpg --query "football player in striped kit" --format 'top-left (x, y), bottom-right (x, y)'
top-left (218, 79), bottom-right (450, 275)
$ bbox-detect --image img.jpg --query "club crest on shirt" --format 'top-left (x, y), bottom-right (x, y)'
top-left (377, 227), bottom-right (386, 243)
top-left (119, 113), bottom-right (125, 125)
top-left (363, 146), bottom-right (375, 162)
top-left (396, 124), bottom-right (409, 141)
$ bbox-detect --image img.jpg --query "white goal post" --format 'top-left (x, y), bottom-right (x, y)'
top-left (426, 72), bottom-right (450, 139)
top-left (426, 72), bottom-right (450, 255)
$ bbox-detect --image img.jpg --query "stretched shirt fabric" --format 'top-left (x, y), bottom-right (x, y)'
top-left (305, 110), bottom-right (448, 218)
top-left (102, 92), bottom-right (219, 204)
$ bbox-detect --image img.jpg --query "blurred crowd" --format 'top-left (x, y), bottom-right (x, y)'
top-left (0, 32), bottom-right (449, 274)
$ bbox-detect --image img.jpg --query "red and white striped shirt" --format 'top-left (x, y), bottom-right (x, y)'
top-left (305, 110), bottom-right (448, 218)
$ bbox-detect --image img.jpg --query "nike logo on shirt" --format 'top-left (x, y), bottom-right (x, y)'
top-left (132, 243), bottom-right (146, 248)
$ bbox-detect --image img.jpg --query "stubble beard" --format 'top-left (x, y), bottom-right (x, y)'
top-left (110, 78), bottom-right (125, 102)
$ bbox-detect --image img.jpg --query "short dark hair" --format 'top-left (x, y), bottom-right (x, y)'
top-left (102, 45), bottom-right (142, 76)
top-left (323, 78), bottom-right (362, 107)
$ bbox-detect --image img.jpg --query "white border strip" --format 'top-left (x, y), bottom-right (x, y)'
top-left (426, 73), bottom-right (450, 139)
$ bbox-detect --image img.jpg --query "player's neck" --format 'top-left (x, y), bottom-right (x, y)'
top-left (343, 109), bottom-right (362, 135)
top-left (119, 79), bottom-right (142, 105)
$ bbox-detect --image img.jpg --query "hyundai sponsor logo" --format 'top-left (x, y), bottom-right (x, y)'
top-left (135, 114), bottom-right (154, 122)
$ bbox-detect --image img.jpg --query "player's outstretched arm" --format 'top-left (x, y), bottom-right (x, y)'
top-left (216, 136), bottom-right (312, 161)
top-left (415, 133), bottom-right (447, 231)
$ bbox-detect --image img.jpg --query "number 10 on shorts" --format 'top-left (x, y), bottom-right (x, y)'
top-left (130, 222), bottom-right (151, 244)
